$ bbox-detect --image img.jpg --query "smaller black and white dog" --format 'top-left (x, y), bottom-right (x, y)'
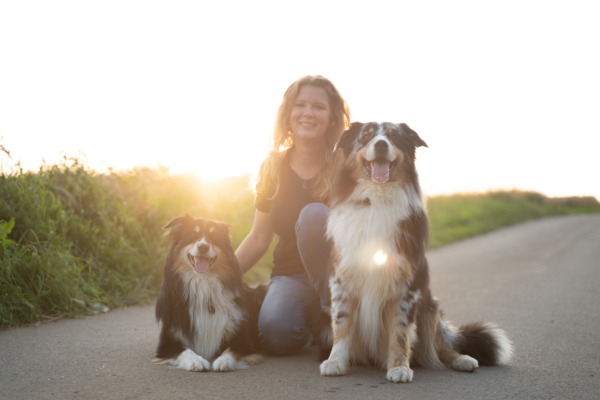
top-left (154, 215), bottom-right (265, 371)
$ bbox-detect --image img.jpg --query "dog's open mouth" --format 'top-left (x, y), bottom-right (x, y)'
top-left (364, 159), bottom-right (396, 183)
top-left (188, 254), bottom-right (217, 274)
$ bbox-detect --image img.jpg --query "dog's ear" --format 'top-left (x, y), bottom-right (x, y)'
top-left (212, 220), bottom-right (231, 236)
top-left (209, 220), bottom-right (234, 250)
top-left (163, 214), bottom-right (192, 234)
top-left (400, 123), bottom-right (428, 148)
top-left (334, 122), bottom-right (363, 156)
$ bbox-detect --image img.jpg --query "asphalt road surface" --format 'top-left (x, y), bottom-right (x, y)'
top-left (1, 214), bottom-right (599, 400)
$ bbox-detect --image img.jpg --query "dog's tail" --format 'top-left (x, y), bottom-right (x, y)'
top-left (441, 319), bottom-right (513, 366)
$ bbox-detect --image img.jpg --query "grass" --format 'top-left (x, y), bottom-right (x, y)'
top-left (1, 158), bottom-right (599, 328)
top-left (427, 191), bottom-right (600, 248)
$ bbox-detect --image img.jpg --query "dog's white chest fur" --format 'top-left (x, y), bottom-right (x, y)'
top-left (327, 182), bottom-right (424, 359)
top-left (176, 275), bottom-right (244, 360)
top-left (327, 182), bottom-right (423, 285)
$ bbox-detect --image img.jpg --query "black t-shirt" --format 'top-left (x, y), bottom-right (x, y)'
top-left (255, 149), bottom-right (316, 277)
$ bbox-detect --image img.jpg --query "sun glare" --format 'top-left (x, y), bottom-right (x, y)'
top-left (373, 250), bottom-right (388, 267)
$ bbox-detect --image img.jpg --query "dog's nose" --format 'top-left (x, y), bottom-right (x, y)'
top-left (375, 140), bottom-right (388, 153)
top-left (197, 243), bottom-right (210, 254)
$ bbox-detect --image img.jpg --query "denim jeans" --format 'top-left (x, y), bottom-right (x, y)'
top-left (258, 203), bottom-right (331, 355)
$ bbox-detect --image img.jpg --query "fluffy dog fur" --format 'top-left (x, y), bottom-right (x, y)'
top-left (319, 122), bottom-right (513, 382)
top-left (154, 215), bottom-right (265, 372)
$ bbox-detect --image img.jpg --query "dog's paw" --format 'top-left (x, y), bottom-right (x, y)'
top-left (320, 358), bottom-right (348, 376)
top-left (386, 366), bottom-right (414, 383)
top-left (171, 349), bottom-right (211, 372)
top-left (452, 355), bottom-right (479, 372)
top-left (212, 354), bottom-right (237, 372)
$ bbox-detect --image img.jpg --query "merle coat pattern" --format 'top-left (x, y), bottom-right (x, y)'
top-left (319, 122), bottom-right (513, 383)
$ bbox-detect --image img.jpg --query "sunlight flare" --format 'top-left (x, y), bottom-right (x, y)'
top-left (373, 250), bottom-right (388, 267)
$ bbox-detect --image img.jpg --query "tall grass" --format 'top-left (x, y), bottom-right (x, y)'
top-left (1, 159), bottom-right (599, 328)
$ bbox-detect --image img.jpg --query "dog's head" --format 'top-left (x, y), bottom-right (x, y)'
top-left (163, 215), bottom-right (233, 275)
top-left (334, 122), bottom-right (427, 184)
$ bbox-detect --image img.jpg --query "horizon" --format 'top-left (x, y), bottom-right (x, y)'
top-left (2, 151), bottom-right (597, 203)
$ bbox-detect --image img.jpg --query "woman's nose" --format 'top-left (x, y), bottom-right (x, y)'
top-left (302, 106), bottom-right (314, 116)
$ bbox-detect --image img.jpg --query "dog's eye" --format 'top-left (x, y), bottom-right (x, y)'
top-left (359, 125), bottom-right (379, 145)
top-left (360, 131), bottom-right (374, 145)
top-left (388, 131), bottom-right (403, 147)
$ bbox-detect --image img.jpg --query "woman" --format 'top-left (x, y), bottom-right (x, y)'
top-left (235, 75), bottom-right (351, 355)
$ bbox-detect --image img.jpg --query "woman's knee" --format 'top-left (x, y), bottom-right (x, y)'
top-left (296, 202), bottom-right (329, 236)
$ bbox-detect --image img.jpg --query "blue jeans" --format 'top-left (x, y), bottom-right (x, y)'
top-left (258, 203), bottom-right (331, 355)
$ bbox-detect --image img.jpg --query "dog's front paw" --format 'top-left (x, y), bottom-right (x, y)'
top-left (171, 349), bottom-right (211, 372)
top-left (452, 355), bottom-right (479, 372)
top-left (386, 366), bottom-right (414, 383)
top-left (320, 358), bottom-right (348, 376)
top-left (212, 354), bottom-right (237, 372)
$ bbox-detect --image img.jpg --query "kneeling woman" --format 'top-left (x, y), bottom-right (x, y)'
top-left (235, 75), bottom-right (351, 354)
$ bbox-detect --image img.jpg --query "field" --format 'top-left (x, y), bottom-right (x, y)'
top-left (1, 159), bottom-right (599, 328)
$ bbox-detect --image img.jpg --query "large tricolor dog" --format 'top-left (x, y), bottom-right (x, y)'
top-left (154, 215), bottom-right (265, 372)
top-left (320, 122), bottom-right (513, 382)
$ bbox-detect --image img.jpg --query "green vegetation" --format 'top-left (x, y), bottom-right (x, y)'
top-left (427, 191), bottom-right (600, 248)
top-left (0, 159), bottom-right (267, 328)
top-left (1, 159), bottom-right (599, 328)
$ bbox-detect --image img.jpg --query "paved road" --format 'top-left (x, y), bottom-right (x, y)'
top-left (1, 214), bottom-right (599, 400)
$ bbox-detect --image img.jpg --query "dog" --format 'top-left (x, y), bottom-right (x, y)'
top-left (319, 122), bottom-right (513, 383)
top-left (154, 215), bottom-right (265, 371)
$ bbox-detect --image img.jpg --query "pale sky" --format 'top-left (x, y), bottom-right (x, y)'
top-left (1, 0), bottom-right (599, 199)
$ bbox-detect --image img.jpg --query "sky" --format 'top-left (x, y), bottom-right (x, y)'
top-left (1, 0), bottom-right (599, 200)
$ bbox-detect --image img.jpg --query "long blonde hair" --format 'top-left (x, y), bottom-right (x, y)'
top-left (255, 75), bottom-right (351, 204)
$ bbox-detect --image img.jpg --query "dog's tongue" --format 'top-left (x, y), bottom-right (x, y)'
top-left (371, 162), bottom-right (390, 183)
top-left (194, 257), bottom-right (210, 273)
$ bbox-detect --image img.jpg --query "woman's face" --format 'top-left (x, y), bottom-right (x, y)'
top-left (289, 85), bottom-right (332, 144)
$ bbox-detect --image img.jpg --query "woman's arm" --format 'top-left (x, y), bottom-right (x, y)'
top-left (235, 209), bottom-right (275, 274)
